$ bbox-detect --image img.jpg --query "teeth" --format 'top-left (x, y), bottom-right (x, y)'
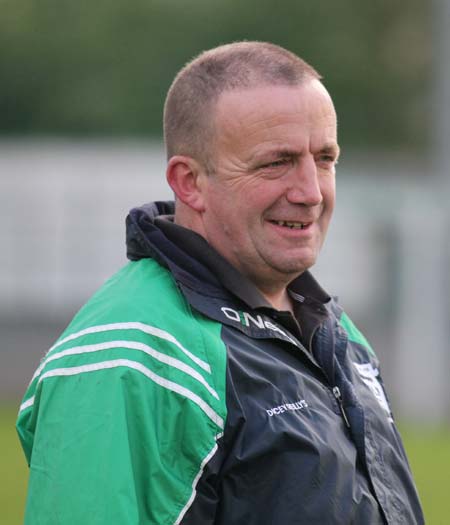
top-left (273, 221), bottom-right (306, 230)
top-left (274, 220), bottom-right (306, 229)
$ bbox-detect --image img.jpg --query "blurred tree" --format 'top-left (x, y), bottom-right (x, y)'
top-left (0, 0), bottom-right (430, 152)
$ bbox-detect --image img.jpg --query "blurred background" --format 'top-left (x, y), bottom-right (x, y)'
top-left (1, 0), bottom-right (449, 522)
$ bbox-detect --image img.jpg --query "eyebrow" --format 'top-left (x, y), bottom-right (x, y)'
top-left (319, 143), bottom-right (341, 159)
top-left (252, 148), bottom-right (300, 163)
top-left (252, 144), bottom-right (341, 164)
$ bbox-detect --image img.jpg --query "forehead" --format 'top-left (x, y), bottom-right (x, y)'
top-left (213, 81), bottom-right (337, 155)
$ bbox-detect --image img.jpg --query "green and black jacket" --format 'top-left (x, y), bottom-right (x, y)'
top-left (17, 201), bottom-right (424, 525)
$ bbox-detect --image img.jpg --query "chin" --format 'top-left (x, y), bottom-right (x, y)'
top-left (274, 253), bottom-right (318, 275)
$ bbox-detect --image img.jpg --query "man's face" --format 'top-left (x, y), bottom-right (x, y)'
top-left (198, 80), bottom-right (339, 292)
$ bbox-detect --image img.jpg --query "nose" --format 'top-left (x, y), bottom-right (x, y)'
top-left (285, 155), bottom-right (322, 206)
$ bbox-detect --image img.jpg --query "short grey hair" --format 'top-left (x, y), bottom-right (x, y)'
top-left (163, 41), bottom-right (321, 173)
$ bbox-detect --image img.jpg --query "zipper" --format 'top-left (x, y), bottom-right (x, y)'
top-left (332, 386), bottom-right (350, 428)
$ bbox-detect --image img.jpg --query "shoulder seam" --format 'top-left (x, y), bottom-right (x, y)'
top-left (19, 358), bottom-right (224, 428)
top-left (39, 321), bottom-right (211, 376)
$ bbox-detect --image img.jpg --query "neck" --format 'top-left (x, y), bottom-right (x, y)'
top-left (260, 287), bottom-right (294, 313)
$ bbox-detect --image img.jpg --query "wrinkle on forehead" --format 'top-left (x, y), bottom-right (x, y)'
top-left (213, 81), bottom-right (337, 160)
top-left (216, 79), bottom-right (335, 122)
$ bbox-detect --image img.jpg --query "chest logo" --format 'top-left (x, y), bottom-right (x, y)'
top-left (266, 400), bottom-right (308, 417)
top-left (220, 307), bottom-right (298, 346)
top-left (353, 362), bottom-right (393, 422)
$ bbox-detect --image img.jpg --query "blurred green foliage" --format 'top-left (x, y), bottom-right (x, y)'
top-left (1, 404), bottom-right (449, 524)
top-left (0, 0), bottom-right (430, 150)
top-left (1, 405), bottom-right (27, 524)
top-left (400, 425), bottom-right (450, 525)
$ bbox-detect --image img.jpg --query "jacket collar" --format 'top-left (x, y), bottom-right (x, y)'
top-left (126, 201), bottom-right (331, 312)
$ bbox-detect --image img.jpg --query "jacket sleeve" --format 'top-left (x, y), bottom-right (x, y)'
top-left (16, 327), bottom-right (226, 525)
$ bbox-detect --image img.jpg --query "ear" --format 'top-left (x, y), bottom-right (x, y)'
top-left (166, 155), bottom-right (206, 212)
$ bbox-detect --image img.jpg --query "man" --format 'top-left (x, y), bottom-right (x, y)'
top-left (17, 42), bottom-right (424, 524)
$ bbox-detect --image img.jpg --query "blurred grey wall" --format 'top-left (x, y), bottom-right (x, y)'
top-left (1, 140), bottom-right (448, 424)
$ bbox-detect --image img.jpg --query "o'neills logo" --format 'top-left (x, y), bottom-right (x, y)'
top-left (266, 400), bottom-right (308, 417)
top-left (220, 307), bottom-right (298, 346)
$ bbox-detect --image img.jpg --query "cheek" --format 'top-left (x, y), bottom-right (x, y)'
top-left (321, 176), bottom-right (336, 208)
top-left (207, 177), bottom-right (276, 232)
top-left (204, 190), bottom-right (242, 236)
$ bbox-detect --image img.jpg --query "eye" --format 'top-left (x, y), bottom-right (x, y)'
top-left (317, 154), bottom-right (338, 167)
top-left (262, 157), bottom-right (291, 169)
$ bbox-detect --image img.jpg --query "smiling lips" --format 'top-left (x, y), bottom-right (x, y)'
top-left (269, 220), bottom-right (311, 230)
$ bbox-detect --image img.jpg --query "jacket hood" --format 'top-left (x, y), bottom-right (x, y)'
top-left (126, 201), bottom-right (175, 262)
top-left (126, 201), bottom-right (235, 298)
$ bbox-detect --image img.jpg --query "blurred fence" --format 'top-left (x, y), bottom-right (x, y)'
top-left (0, 139), bottom-right (448, 424)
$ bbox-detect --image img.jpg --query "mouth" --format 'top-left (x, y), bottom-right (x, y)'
top-left (269, 220), bottom-right (311, 230)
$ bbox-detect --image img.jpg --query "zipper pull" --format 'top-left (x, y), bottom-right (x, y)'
top-left (332, 386), bottom-right (350, 428)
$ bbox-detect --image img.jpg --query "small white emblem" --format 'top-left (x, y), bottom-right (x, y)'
top-left (353, 362), bottom-right (393, 422)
